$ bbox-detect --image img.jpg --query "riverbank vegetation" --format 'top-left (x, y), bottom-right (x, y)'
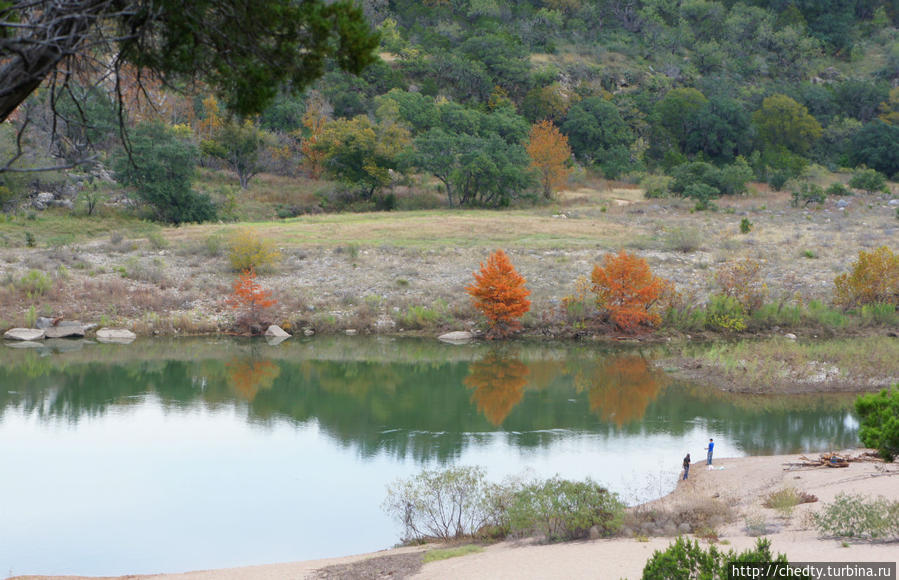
top-left (2, 2), bottom-right (899, 347)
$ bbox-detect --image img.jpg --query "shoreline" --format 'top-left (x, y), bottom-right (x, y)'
top-left (12, 450), bottom-right (898, 580)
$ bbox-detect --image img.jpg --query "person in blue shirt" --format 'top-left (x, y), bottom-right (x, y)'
top-left (707, 438), bottom-right (714, 466)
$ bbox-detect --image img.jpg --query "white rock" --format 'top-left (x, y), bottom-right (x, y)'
top-left (4, 328), bottom-right (45, 341)
top-left (96, 328), bottom-right (137, 343)
top-left (345, 329), bottom-right (357, 336)
top-left (438, 331), bottom-right (475, 344)
top-left (264, 325), bottom-right (290, 338)
top-left (784, 333), bottom-right (797, 340)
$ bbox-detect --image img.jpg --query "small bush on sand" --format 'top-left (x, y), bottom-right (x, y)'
top-left (812, 492), bottom-right (899, 540)
top-left (508, 477), bottom-right (624, 542)
top-left (642, 537), bottom-right (793, 580)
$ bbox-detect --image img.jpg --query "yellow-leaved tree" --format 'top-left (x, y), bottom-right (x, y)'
top-left (526, 120), bottom-right (572, 200)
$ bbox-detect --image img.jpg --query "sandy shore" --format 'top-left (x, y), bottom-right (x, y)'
top-left (13, 450), bottom-right (898, 580)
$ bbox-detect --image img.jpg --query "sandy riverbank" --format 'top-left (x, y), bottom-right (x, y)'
top-left (13, 450), bottom-right (898, 580)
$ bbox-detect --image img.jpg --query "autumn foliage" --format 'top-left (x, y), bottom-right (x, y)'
top-left (834, 246), bottom-right (899, 309)
top-left (526, 120), bottom-right (572, 200)
top-left (591, 251), bottom-right (670, 333)
top-left (464, 351), bottom-right (531, 426)
top-left (226, 268), bottom-right (277, 333)
top-left (226, 358), bottom-right (281, 401)
top-left (573, 355), bottom-right (666, 427)
top-left (467, 249), bottom-right (531, 338)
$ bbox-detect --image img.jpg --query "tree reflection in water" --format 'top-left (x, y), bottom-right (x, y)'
top-left (464, 350), bottom-right (531, 426)
top-left (226, 357), bottom-right (281, 401)
top-left (574, 354), bottom-right (667, 427)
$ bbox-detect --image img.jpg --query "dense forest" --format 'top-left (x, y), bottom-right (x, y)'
top-left (3, 0), bottom-right (899, 220)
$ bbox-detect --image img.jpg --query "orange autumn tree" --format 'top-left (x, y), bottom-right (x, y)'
top-left (226, 268), bottom-right (277, 334)
top-left (467, 249), bottom-right (531, 338)
top-left (591, 250), bottom-right (670, 333)
top-left (526, 120), bottom-right (572, 200)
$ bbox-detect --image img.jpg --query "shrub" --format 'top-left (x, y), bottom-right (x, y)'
top-left (147, 231), bottom-right (169, 250)
top-left (790, 182), bottom-right (826, 207)
top-left (684, 183), bottom-right (719, 210)
top-left (662, 227), bottom-right (702, 253)
top-left (641, 537), bottom-right (793, 580)
top-left (833, 246), bottom-right (899, 309)
top-left (18, 269), bottom-right (52, 298)
top-left (714, 258), bottom-right (767, 314)
top-left (739, 218), bottom-right (752, 234)
top-left (854, 386), bottom-right (899, 461)
top-left (848, 168), bottom-right (888, 195)
top-left (591, 250), bottom-right (671, 333)
top-left (705, 294), bottom-right (747, 332)
top-left (508, 477), bottom-right (624, 542)
top-left (382, 466), bottom-right (496, 542)
top-left (826, 182), bottom-right (851, 197)
top-left (812, 492), bottom-right (899, 540)
top-left (763, 488), bottom-right (813, 518)
top-left (225, 268), bottom-right (277, 333)
top-left (641, 174), bottom-right (672, 199)
top-left (466, 249), bottom-right (530, 338)
top-left (228, 229), bottom-right (281, 272)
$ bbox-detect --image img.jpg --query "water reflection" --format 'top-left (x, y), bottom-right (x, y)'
top-left (464, 350), bottom-right (530, 425)
top-left (0, 337), bottom-right (863, 576)
top-left (0, 338), bottom-right (859, 459)
top-left (573, 354), bottom-right (666, 427)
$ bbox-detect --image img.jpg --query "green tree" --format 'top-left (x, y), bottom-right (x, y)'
top-left (855, 386), bottom-right (899, 461)
top-left (655, 88), bottom-right (709, 154)
top-left (753, 94), bottom-right (823, 155)
top-left (850, 121), bottom-right (899, 177)
top-left (562, 97), bottom-right (633, 178)
top-left (317, 115), bottom-right (410, 200)
top-left (201, 119), bottom-right (265, 189)
top-left (0, 0), bottom-right (379, 125)
top-left (113, 121), bottom-right (215, 224)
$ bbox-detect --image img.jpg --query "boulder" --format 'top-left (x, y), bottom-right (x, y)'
top-left (264, 325), bottom-right (290, 338)
top-left (345, 329), bottom-right (357, 336)
top-left (438, 331), bottom-right (475, 344)
top-left (96, 328), bottom-right (137, 343)
top-left (32, 192), bottom-right (56, 210)
top-left (784, 333), bottom-right (797, 340)
top-left (35, 316), bottom-right (56, 329)
top-left (44, 321), bottom-right (85, 339)
top-left (4, 328), bottom-right (45, 341)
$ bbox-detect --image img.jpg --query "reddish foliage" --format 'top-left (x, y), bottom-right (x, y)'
top-left (226, 358), bottom-right (281, 401)
top-left (466, 249), bottom-right (531, 338)
top-left (591, 250), bottom-right (670, 333)
top-left (226, 268), bottom-right (276, 332)
top-left (464, 351), bottom-right (531, 426)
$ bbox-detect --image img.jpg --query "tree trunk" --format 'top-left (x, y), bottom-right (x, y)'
top-left (0, 1), bottom-right (110, 122)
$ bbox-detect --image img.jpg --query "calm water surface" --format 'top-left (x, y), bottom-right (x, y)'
top-left (0, 337), bottom-right (859, 576)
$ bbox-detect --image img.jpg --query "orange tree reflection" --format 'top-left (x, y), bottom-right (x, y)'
top-left (464, 350), bottom-right (531, 426)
